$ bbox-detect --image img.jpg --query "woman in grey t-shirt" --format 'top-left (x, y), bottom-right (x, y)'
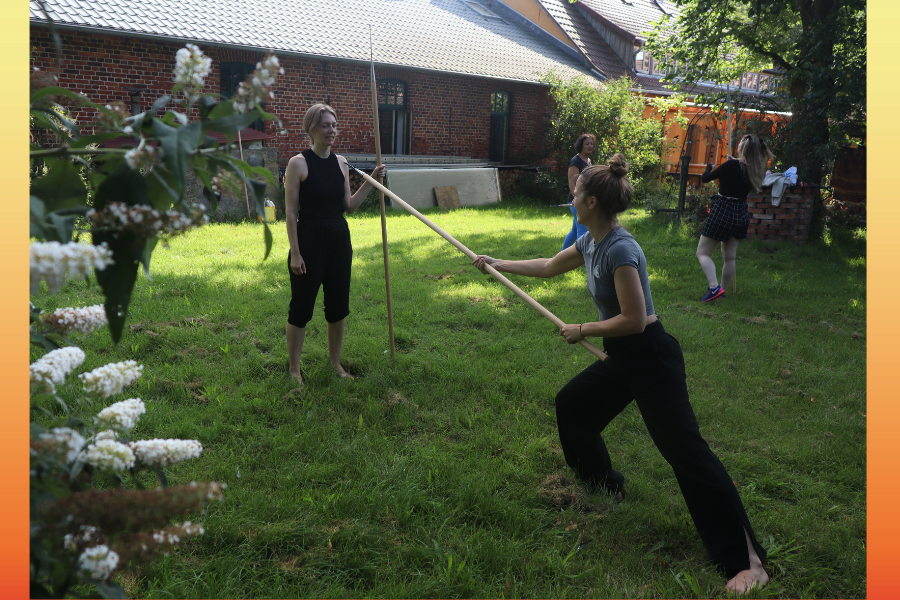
top-left (473, 154), bottom-right (769, 594)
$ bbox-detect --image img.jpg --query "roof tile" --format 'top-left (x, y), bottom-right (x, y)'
top-left (31, 0), bottom-right (602, 85)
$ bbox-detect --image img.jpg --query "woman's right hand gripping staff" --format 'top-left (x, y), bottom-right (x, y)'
top-left (473, 154), bottom-right (770, 594)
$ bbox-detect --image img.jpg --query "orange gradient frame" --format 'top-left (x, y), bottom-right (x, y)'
top-left (5, 2), bottom-right (888, 599)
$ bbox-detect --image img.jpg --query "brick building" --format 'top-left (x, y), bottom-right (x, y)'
top-left (30, 0), bottom-right (604, 170)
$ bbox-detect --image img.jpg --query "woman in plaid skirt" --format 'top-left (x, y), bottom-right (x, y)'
top-left (695, 134), bottom-right (774, 302)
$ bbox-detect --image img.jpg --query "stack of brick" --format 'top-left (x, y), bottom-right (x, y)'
top-left (746, 186), bottom-right (817, 245)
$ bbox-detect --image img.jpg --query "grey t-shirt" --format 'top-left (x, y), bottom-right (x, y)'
top-left (575, 227), bottom-right (655, 322)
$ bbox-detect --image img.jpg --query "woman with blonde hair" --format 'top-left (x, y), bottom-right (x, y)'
top-left (696, 134), bottom-right (774, 301)
top-left (283, 103), bottom-right (385, 385)
top-left (474, 154), bottom-right (769, 593)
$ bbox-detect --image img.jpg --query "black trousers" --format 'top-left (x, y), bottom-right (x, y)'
top-left (287, 217), bottom-right (352, 328)
top-left (555, 320), bottom-right (766, 577)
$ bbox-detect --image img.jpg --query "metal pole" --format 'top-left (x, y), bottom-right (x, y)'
top-left (677, 154), bottom-right (689, 225)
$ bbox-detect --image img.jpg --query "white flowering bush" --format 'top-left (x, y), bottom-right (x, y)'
top-left (30, 346), bottom-right (86, 393)
top-left (131, 439), bottom-right (203, 468)
top-left (40, 305), bottom-right (108, 336)
top-left (30, 241), bottom-right (114, 294)
top-left (94, 398), bottom-right (146, 432)
top-left (77, 545), bottom-right (120, 581)
top-left (31, 42), bottom-right (283, 344)
top-left (80, 439), bottom-right (136, 472)
top-left (80, 362), bottom-right (144, 399)
top-left (30, 38), bottom-right (271, 599)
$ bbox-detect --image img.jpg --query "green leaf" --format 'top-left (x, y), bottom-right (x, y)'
top-left (48, 212), bottom-right (77, 243)
top-left (203, 106), bottom-right (265, 137)
top-left (198, 95), bottom-right (219, 121)
top-left (140, 236), bottom-right (159, 276)
top-left (146, 164), bottom-right (181, 208)
top-left (30, 109), bottom-right (77, 144)
top-left (70, 131), bottom-right (134, 149)
top-left (92, 160), bottom-right (150, 211)
top-left (30, 85), bottom-right (102, 110)
top-left (149, 94), bottom-right (172, 116)
top-left (95, 580), bottom-right (127, 599)
top-left (30, 158), bottom-right (88, 213)
top-left (152, 119), bottom-right (202, 200)
top-left (93, 232), bottom-right (145, 343)
top-left (263, 222), bottom-right (273, 260)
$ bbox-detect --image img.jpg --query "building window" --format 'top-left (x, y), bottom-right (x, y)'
top-left (489, 90), bottom-right (511, 164)
top-left (635, 50), bottom-right (650, 73)
top-left (378, 79), bottom-right (411, 155)
top-left (220, 62), bottom-right (264, 131)
top-left (741, 72), bottom-right (759, 90)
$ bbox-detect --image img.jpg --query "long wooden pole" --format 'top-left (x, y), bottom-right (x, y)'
top-left (348, 165), bottom-right (608, 362)
top-left (370, 27), bottom-right (396, 359)
top-left (237, 128), bottom-right (251, 218)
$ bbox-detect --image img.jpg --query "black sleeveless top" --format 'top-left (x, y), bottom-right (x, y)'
top-left (297, 148), bottom-right (346, 220)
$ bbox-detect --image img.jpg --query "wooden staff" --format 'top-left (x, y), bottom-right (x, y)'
top-left (347, 165), bottom-right (608, 362)
top-left (369, 27), bottom-right (396, 358)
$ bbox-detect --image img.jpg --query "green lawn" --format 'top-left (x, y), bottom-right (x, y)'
top-left (32, 198), bottom-right (866, 598)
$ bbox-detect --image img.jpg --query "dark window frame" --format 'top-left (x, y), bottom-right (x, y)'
top-left (489, 90), bottom-right (512, 164)
top-left (220, 61), bottom-right (264, 132)
top-left (378, 79), bottom-right (411, 154)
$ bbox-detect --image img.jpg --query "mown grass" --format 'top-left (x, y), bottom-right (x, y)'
top-left (32, 197), bottom-right (866, 599)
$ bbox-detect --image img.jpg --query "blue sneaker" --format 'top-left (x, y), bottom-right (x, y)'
top-left (701, 285), bottom-right (725, 302)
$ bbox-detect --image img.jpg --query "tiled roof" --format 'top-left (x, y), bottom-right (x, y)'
top-left (29, 0), bottom-right (602, 85)
top-left (536, 0), bottom-right (631, 80)
top-left (577, 0), bottom-right (678, 41)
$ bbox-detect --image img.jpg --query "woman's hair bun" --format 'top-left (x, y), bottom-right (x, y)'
top-left (608, 153), bottom-right (629, 177)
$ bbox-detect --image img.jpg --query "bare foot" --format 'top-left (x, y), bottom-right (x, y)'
top-left (333, 365), bottom-right (355, 380)
top-left (614, 490), bottom-right (625, 503)
top-left (725, 528), bottom-right (769, 594)
top-left (290, 372), bottom-right (303, 387)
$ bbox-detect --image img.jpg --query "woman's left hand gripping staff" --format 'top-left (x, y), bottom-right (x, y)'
top-left (559, 324), bottom-right (585, 344)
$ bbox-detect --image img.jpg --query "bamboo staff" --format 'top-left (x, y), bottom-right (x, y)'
top-left (369, 27), bottom-right (396, 358)
top-left (237, 129), bottom-right (252, 218)
top-left (346, 164), bottom-right (608, 362)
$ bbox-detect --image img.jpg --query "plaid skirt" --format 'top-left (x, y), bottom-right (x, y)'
top-left (700, 194), bottom-right (749, 241)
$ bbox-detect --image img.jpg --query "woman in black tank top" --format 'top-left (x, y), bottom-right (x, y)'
top-left (283, 104), bottom-right (386, 386)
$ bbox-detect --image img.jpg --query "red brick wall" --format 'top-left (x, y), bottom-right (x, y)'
top-left (30, 27), bottom-right (552, 164)
top-left (746, 186), bottom-right (816, 245)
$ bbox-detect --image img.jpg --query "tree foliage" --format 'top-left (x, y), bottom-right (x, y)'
top-left (543, 74), bottom-right (685, 177)
top-left (644, 0), bottom-right (865, 185)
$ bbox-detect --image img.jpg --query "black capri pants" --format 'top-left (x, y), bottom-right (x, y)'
top-left (287, 217), bottom-right (352, 328)
top-left (554, 320), bottom-right (765, 577)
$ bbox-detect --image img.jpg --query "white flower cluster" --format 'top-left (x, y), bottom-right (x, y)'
top-left (173, 43), bottom-right (212, 90)
top-left (94, 430), bottom-right (118, 442)
top-left (123, 138), bottom-right (161, 171)
top-left (80, 439), bottom-right (135, 472)
top-left (41, 305), bottom-right (108, 336)
top-left (30, 346), bottom-right (86, 393)
top-left (130, 438), bottom-right (202, 468)
top-left (37, 427), bottom-right (86, 464)
top-left (232, 53), bottom-right (284, 113)
top-left (64, 525), bottom-right (100, 551)
top-left (94, 398), bottom-right (146, 431)
top-left (188, 480), bottom-right (228, 501)
top-left (30, 242), bottom-right (114, 294)
top-left (80, 361), bottom-right (143, 398)
top-left (151, 521), bottom-right (205, 546)
top-left (87, 202), bottom-right (209, 238)
top-left (77, 545), bottom-right (119, 580)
